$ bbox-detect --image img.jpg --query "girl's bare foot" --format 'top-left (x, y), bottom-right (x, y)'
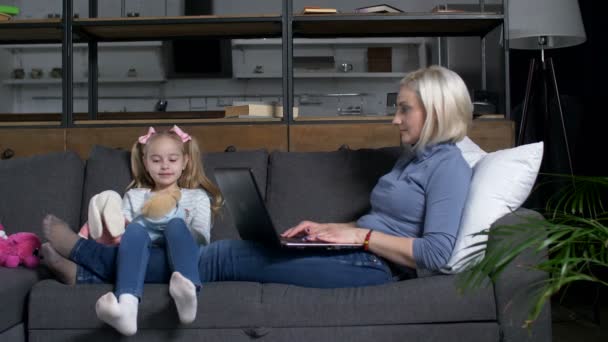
top-left (42, 214), bottom-right (79, 258)
top-left (40, 243), bottom-right (76, 285)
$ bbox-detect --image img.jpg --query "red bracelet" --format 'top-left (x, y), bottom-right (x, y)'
top-left (363, 229), bottom-right (373, 251)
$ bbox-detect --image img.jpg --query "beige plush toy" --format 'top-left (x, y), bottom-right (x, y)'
top-left (88, 190), bottom-right (125, 240)
top-left (79, 189), bottom-right (183, 245)
top-left (140, 188), bottom-right (182, 220)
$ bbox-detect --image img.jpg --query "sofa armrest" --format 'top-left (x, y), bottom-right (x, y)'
top-left (489, 208), bottom-right (552, 342)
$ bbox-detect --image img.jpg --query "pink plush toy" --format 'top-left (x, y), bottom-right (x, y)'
top-left (0, 223), bottom-right (42, 268)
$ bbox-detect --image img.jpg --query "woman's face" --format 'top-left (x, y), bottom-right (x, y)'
top-left (392, 86), bottom-right (426, 145)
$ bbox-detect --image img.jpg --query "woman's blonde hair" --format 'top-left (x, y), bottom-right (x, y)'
top-left (128, 128), bottom-right (223, 216)
top-left (400, 65), bottom-right (473, 151)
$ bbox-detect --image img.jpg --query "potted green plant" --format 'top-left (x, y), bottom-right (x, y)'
top-left (457, 174), bottom-right (608, 327)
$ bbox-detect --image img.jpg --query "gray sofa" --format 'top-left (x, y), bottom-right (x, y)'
top-left (0, 145), bottom-right (551, 342)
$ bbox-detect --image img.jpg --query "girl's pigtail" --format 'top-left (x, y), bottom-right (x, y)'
top-left (179, 136), bottom-right (223, 216)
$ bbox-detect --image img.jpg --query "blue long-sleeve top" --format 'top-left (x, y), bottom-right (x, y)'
top-left (356, 142), bottom-right (471, 271)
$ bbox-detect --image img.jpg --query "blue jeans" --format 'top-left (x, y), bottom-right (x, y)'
top-left (74, 239), bottom-right (396, 288)
top-left (198, 240), bottom-right (395, 288)
top-left (72, 218), bottom-right (200, 298)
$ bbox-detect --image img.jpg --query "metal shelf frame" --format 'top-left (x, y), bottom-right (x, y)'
top-left (0, 0), bottom-right (510, 128)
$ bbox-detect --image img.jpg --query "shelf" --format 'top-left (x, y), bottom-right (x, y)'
top-left (232, 37), bottom-right (426, 46)
top-left (0, 121), bottom-right (61, 127)
top-left (0, 19), bottom-right (63, 44)
top-left (294, 115), bottom-right (393, 122)
top-left (236, 72), bottom-right (407, 79)
top-left (74, 117), bottom-right (282, 125)
top-left (293, 12), bottom-right (503, 38)
top-left (3, 77), bottom-right (167, 85)
top-left (73, 15), bottom-right (283, 42)
top-left (0, 41), bottom-right (163, 49)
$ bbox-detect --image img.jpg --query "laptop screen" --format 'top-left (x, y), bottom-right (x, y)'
top-left (214, 168), bottom-right (281, 246)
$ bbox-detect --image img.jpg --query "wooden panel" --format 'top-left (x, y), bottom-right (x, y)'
top-left (290, 120), bottom-right (513, 153)
top-left (185, 125), bottom-right (288, 153)
top-left (73, 117), bottom-right (281, 125)
top-left (469, 119), bottom-right (514, 152)
top-left (290, 123), bottom-right (399, 152)
top-left (293, 13), bottom-right (503, 38)
top-left (66, 125), bottom-right (288, 159)
top-left (0, 19), bottom-right (63, 43)
top-left (75, 15), bottom-right (282, 41)
top-left (294, 116), bottom-right (393, 122)
top-left (66, 126), bottom-right (147, 159)
top-left (0, 128), bottom-right (65, 158)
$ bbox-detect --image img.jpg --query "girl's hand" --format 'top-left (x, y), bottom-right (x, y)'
top-left (282, 221), bottom-right (366, 245)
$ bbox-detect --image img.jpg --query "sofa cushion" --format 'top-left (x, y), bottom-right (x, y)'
top-left (0, 322), bottom-right (26, 341)
top-left (28, 323), bottom-right (500, 342)
top-left (29, 280), bottom-right (264, 330)
top-left (0, 151), bottom-right (84, 236)
top-left (81, 145), bottom-right (132, 225)
top-left (0, 268), bottom-right (47, 333)
top-left (29, 275), bottom-right (495, 331)
top-left (260, 274), bottom-right (496, 327)
top-left (266, 147), bottom-right (402, 232)
top-left (81, 145), bottom-right (268, 241)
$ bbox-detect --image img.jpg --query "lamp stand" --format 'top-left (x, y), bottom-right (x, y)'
top-left (517, 50), bottom-right (574, 177)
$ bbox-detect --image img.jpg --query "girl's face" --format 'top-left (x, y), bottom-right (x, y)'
top-left (392, 86), bottom-right (426, 145)
top-left (143, 135), bottom-right (188, 191)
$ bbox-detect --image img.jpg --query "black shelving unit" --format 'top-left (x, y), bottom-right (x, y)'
top-left (0, 0), bottom-right (510, 128)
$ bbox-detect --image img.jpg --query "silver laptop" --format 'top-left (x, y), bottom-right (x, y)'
top-left (214, 168), bottom-right (361, 249)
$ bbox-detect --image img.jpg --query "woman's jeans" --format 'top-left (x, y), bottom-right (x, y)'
top-left (71, 218), bottom-right (200, 298)
top-left (73, 239), bottom-right (395, 289)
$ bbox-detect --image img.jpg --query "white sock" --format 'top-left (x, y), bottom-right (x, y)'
top-left (95, 292), bottom-right (139, 336)
top-left (169, 272), bottom-right (198, 324)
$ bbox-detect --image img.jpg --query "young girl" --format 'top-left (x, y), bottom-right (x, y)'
top-left (74, 125), bottom-right (220, 335)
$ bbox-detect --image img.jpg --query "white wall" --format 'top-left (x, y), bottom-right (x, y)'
top-left (0, 0), bottom-right (506, 115)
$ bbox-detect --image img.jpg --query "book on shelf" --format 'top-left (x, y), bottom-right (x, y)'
top-left (302, 6), bottom-right (338, 14)
top-left (224, 103), bottom-right (299, 118)
top-left (354, 4), bottom-right (403, 14)
top-left (235, 115), bottom-right (277, 119)
top-left (474, 114), bottom-right (505, 120)
top-left (224, 103), bottom-right (277, 118)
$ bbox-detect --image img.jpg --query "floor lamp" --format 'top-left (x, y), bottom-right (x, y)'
top-left (508, 0), bottom-right (586, 175)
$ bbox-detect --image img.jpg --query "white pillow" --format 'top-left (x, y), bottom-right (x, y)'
top-left (441, 139), bottom-right (544, 273)
top-left (456, 136), bottom-right (487, 167)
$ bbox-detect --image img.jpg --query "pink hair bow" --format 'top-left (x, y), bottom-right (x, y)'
top-left (170, 125), bottom-right (192, 143)
top-left (138, 127), bottom-right (156, 144)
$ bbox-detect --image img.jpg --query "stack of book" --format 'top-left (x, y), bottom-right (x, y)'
top-left (354, 4), bottom-right (403, 13)
top-left (302, 6), bottom-right (338, 14)
top-left (224, 102), bottom-right (299, 119)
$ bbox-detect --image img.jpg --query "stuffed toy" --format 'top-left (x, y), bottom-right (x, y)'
top-left (0, 223), bottom-right (42, 268)
top-left (140, 188), bottom-right (182, 220)
top-left (78, 190), bottom-right (126, 245)
top-left (79, 189), bottom-right (182, 245)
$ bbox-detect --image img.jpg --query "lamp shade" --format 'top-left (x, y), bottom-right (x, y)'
top-left (508, 0), bottom-right (586, 50)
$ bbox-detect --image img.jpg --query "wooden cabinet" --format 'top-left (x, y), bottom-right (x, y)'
top-left (469, 119), bottom-right (514, 152)
top-left (66, 124), bottom-right (288, 159)
top-left (0, 119), bottom-right (513, 160)
top-left (0, 128), bottom-right (65, 158)
top-left (290, 119), bottom-right (514, 153)
top-left (290, 122), bottom-right (399, 152)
